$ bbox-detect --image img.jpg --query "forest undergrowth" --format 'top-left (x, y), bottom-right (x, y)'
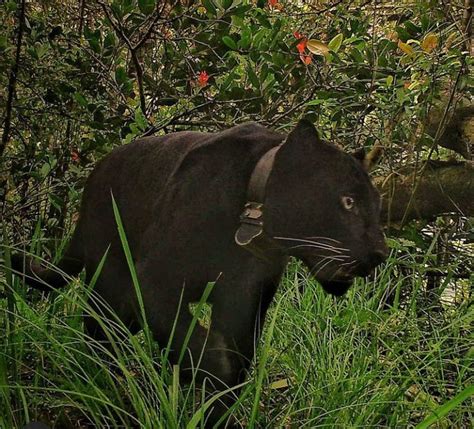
top-left (0, 232), bottom-right (472, 428)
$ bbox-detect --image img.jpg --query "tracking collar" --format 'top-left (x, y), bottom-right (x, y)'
top-left (234, 140), bottom-right (285, 258)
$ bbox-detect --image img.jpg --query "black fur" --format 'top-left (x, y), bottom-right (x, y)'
top-left (12, 120), bottom-right (387, 427)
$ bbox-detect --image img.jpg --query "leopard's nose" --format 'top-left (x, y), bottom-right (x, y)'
top-left (370, 247), bottom-right (388, 266)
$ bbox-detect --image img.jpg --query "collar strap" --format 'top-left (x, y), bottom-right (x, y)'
top-left (234, 140), bottom-right (285, 257)
top-left (247, 144), bottom-right (283, 203)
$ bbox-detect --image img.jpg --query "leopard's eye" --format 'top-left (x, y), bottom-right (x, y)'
top-left (342, 196), bottom-right (355, 211)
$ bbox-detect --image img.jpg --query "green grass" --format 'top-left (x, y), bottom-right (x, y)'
top-left (0, 237), bottom-right (472, 428)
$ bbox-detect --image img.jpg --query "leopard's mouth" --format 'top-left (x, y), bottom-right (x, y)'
top-left (319, 279), bottom-right (354, 296)
top-left (299, 255), bottom-right (356, 296)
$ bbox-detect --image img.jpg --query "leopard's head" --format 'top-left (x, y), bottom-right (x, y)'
top-left (265, 120), bottom-right (388, 296)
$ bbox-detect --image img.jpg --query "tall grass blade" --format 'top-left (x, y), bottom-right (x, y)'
top-left (415, 385), bottom-right (474, 429)
top-left (86, 245), bottom-right (110, 293)
top-left (248, 297), bottom-right (282, 427)
top-left (185, 382), bottom-right (247, 429)
top-left (178, 281), bottom-right (215, 365)
top-left (111, 193), bottom-right (152, 346)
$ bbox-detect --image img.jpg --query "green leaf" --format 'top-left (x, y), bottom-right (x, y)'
top-left (253, 28), bottom-right (267, 48)
top-left (115, 66), bottom-right (133, 93)
top-left (262, 72), bottom-right (275, 92)
top-left (0, 35), bottom-right (8, 50)
top-left (220, 71), bottom-right (237, 92)
top-left (222, 35), bottom-right (238, 50)
top-left (202, 0), bottom-right (217, 15)
top-left (35, 43), bottom-right (49, 59)
top-left (231, 15), bottom-right (244, 29)
top-left (110, 1), bottom-right (123, 18)
top-left (246, 65), bottom-right (260, 89)
top-left (104, 32), bottom-right (117, 52)
top-left (40, 163), bottom-right (51, 178)
top-left (84, 26), bottom-right (101, 53)
top-left (256, 11), bottom-right (272, 29)
top-left (328, 33), bottom-right (343, 53)
top-left (138, 0), bottom-right (155, 15)
top-left (73, 92), bottom-right (88, 107)
top-left (271, 52), bottom-right (286, 67)
top-left (395, 26), bottom-right (411, 42)
top-left (239, 28), bottom-right (252, 50)
top-left (5, 1), bottom-right (17, 12)
top-left (350, 47), bottom-right (364, 63)
top-left (134, 108), bottom-right (147, 131)
top-left (48, 193), bottom-right (63, 211)
top-left (178, 281), bottom-right (215, 364)
top-left (306, 99), bottom-right (325, 106)
top-left (121, 0), bottom-right (135, 15)
top-left (115, 66), bottom-right (128, 85)
top-left (404, 21), bottom-right (421, 38)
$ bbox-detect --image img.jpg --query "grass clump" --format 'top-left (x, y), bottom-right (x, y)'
top-left (0, 240), bottom-right (472, 428)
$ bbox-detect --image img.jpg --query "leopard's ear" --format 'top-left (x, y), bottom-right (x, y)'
top-left (275, 120), bottom-right (323, 170)
top-left (352, 144), bottom-right (383, 171)
top-left (284, 119), bottom-right (322, 148)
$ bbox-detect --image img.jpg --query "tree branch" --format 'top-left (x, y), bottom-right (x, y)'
top-left (98, 1), bottom-right (147, 118)
top-left (78, 0), bottom-right (86, 35)
top-left (0, 0), bottom-right (26, 158)
top-left (462, 0), bottom-right (472, 54)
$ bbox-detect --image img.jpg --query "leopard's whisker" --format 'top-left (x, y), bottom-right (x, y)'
top-left (273, 236), bottom-right (349, 253)
top-left (312, 257), bottom-right (337, 277)
top-left (304, 236), bottom-right (342, 244)
top-left (284, 244), bottom-right (351, 256)
top-left (287, 247), bottom-right (351, 261)
top-left (295, 253), bottom-right (349, 264)
top-left (339, 260), bottom-right (358, 268)
top-left (332, 261), bottom-right (357, 278)
top-left (310, 255), bottom-right (348, 273)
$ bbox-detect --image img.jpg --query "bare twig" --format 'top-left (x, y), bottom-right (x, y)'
top-left (462, 0), bottom-right (472, 54)
top-left (397, 67), bottom-right (466, 226)
top-left (141, 97), bottom-right (263, 137)
top-left (98, 1), bottom-right (147, 118)
top-left (268, 86), bottom-right (318, 127)
top-left (78, 0), bottom-right (86, 35)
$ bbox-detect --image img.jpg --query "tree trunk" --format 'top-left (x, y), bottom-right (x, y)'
top-left (376, 161), bottom-right (474, 225)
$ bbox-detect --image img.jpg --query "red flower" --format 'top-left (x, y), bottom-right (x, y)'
top-left (296, 38), bottom-right (307, 54)
top-left (197, 71), bottom-right (209, 87)
top-left (300, 54), bottom-right (312, 65)
top-left (71, 151), bottom-right (80, 162)
top-left (293, 31), bottom-right (304, 39)
top-left (293, 31), bottom-right (310, 64)
top-left (268, 0), bottom-right (283, 9)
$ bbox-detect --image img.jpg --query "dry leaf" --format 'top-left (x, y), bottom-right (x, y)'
top-left (421, 33), bottom-right (438, 52)
top-left (445, 32), bottom-right (457, 50)
top-left (270, 378), bottom-right (290, 389)
top-left (306, 39), bottom-right (329, 57)
top-left (398, 40), bottom-right (414, 55)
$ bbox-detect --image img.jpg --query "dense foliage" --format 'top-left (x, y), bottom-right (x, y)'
top-left (1, 0), bottom-right (471, 240)
top-left (0, 1), bottom-right (472, 428)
